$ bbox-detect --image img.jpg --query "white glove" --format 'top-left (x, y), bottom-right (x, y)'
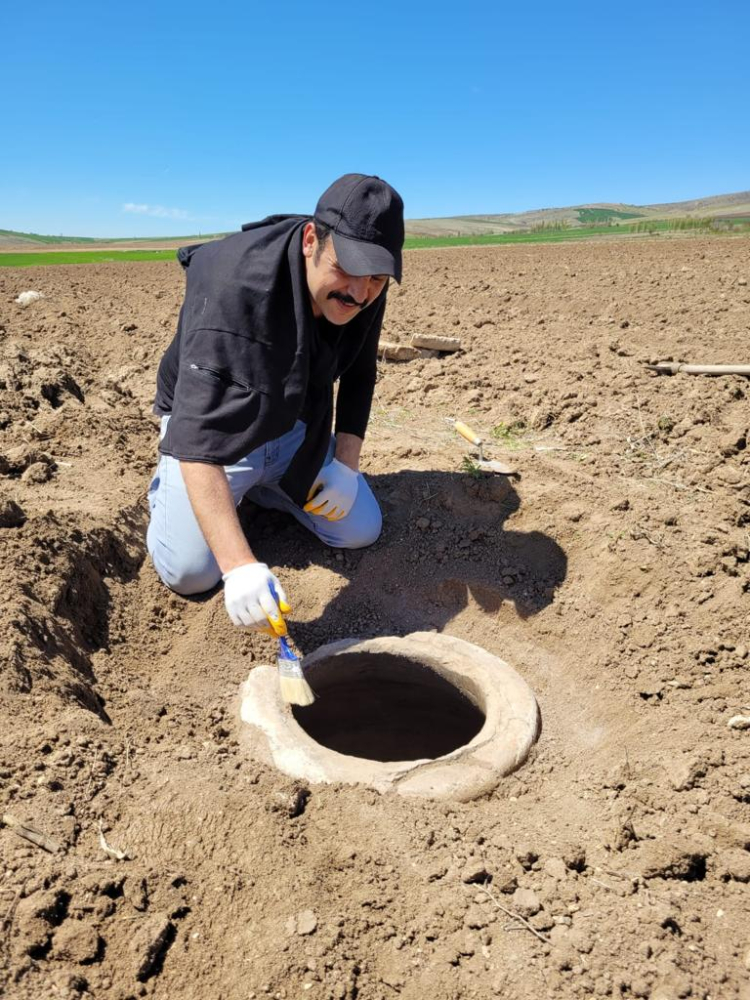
top-left (303, 458), bottom-right (359, 521)
top-left (222, 562), bottom-right (289, 633)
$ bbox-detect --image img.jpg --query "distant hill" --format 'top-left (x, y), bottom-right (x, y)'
top-left (0, 229), bottom-right (224, 252)
top-left (2, 191), bottom-right (749, 248)
top-left (405, 190), bottom-right (750, 237)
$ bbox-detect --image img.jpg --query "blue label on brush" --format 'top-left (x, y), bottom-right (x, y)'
top-left (277, 635), bottom-right (298, 662)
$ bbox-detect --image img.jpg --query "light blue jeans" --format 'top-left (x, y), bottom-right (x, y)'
top-left (146, 417), bottom-right (382, 595)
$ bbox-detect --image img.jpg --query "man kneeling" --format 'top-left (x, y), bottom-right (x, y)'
top-left (146, 174), bottom-right (405, 635)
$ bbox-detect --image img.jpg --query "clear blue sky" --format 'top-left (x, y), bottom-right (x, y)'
top-left (1, 0), bottom-right (748, 237)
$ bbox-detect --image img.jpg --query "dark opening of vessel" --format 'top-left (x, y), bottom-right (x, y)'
top-left (291, 651), bottom-right (486, 762)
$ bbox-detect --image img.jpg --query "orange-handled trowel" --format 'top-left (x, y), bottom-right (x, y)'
top-left (448, 419), bottom-right (517, 475)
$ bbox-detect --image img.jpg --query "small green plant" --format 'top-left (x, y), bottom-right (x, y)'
top-left (491, 420), bottom-right (527, 448)
top-left (657, 415), bottom-right (675, 434)
top-left (461, 455), bottom-right (484, 479)
top-left (370, 405), bottom-right (413, 430)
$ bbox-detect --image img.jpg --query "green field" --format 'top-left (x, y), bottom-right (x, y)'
top-left (0, 236), bottom-right (615, 264)
top-left (0, 249), bottom-right (178, 267)
top-left (403, 221), bottom-right (669, 248)
top-left (1, 232), bottom-right (635, 265)
top-left (404, 217), bottom-right (750, 248)
top-left (1, 218), bottom-right (749, 267)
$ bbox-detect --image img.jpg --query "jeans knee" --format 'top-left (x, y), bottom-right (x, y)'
top-left (170, 568), bottom-right (222, 596)
top-left (150, 550), bottom-right (221, 596)
top-left (353, 508), bottom-right (383, 548)
top-left (166, 565), bottom-right (222, 596)
top-left (329, 505), bottom-right (382, 549)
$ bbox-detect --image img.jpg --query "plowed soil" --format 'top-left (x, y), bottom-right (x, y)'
top-left (1, 237), bottom-right (749, 1000)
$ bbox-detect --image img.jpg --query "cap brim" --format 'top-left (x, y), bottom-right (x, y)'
top-left (331, 232), bottom-right (402, 284)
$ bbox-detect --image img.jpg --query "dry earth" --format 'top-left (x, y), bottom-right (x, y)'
top-left (0, 237), bottom-right (749, 1000)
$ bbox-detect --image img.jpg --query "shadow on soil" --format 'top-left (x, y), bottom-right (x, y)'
top-left (232, 468), bottom-right (568, 653)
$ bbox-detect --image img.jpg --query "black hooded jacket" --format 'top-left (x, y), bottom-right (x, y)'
top-left (154, 215), bottom-right (387, 505)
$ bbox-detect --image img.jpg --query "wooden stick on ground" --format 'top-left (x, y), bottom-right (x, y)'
top-left (378, 342), bottom-right (419, 362)
top-left (476, 883), bottom-right (551, 944)
top-left (1, 813), bottom-right (63, 854)
top-left (648, 362), bottom-right (750, 376)
top-left (411, 334), bottom-right (462, 353)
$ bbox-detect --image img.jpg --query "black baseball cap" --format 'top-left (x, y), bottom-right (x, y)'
top-left (314, 173), bottom-right (405, 283)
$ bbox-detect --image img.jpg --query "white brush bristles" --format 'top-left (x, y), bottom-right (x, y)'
top-left (279, 674), bottom-right (316, 707)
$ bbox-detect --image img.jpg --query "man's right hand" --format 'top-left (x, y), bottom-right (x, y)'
top-left (222, 563), bottom-right (290, 633)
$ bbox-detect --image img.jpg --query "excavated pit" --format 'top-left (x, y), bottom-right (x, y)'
top-left (239, 632), bottom-right (540, 801)
top-left (291, 652), bottom-right (486, 762)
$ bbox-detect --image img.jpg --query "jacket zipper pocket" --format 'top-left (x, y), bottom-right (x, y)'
top-left (189, 363), bottom-right (251, 391)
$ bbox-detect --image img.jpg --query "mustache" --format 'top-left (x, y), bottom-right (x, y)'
top-left (328, 290), bottom-right (368, 309)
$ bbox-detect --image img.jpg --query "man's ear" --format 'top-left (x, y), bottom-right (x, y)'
top-left (302, 221), bottom-right (316, 258)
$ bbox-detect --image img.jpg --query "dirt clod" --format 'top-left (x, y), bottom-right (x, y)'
top-left (52, 921), bottom-right (101, 964)
top-left (0, 496), bottom-right (26, 527)
top-left (511, 887), bottom-right (541, 917)
top-left (289, 910), bottom-right (318, 936)
top-left (132, 916), bottom-right (176, 982)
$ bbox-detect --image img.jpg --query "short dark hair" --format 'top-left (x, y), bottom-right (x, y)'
top-left (313, 219), bottom-right (332, 264)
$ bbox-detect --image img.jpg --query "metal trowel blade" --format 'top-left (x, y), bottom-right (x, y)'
top-left (477, 459), bottom-right (517, 475)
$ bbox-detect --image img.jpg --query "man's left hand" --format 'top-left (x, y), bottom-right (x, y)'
top-left (303, 458), bottom-right (359, 521)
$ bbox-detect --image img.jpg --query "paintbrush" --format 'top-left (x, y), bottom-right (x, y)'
top-left (267, 581), bottom-right (315, 706)
top-left (277, 633), bottom-right (315, 707)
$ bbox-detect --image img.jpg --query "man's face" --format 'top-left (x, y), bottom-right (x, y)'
top-left (303, 222), bottom-right (388, 325)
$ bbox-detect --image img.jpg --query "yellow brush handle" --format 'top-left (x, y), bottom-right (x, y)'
top-left (454, 420), bottom-right (482, 446)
